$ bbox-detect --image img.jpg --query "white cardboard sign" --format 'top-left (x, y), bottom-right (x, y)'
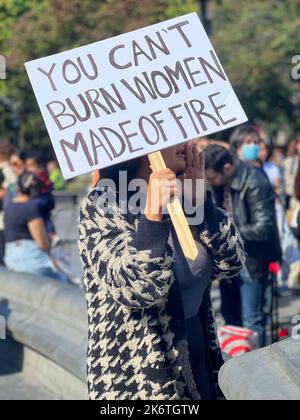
top-left (25, 13), bottom-right (247, 179)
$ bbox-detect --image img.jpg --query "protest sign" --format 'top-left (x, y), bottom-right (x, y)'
top-left (25, 13), bottom-right (247, 180)
top-left (25, 13), bottom-right (247, 260)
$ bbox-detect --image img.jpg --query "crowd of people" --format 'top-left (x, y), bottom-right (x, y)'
top-left (0, 140), bottom-right (67, 281)
top-left (203, 126), bottom-right (300, 348)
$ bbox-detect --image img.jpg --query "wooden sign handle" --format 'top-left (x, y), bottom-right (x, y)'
top-left (148, 151), bottom-right (198, 261)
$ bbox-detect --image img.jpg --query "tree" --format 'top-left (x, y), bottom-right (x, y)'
top-left (1, 0), bottom-right (299, 153)
top-left (1, 0), bottom-right (197, 153)
top-left (211, 0), bottom-right (300, 137)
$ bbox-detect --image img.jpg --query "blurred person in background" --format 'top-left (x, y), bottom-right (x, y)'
top-left (205, 144), bottom-right (281, 347)
top-left (8, 150), bottom-right (57, 242)
top-left (9, 150), bottom-right (27, 179)
top-left (257, 141), bottom-right (300, 294)
top-left (259, 142), bottom-right (284, 199)
top-left (232, 128), bottom-right (299, 294)
top-left (282, 164), bottom-right (300, 292)
top-left (6, 150), bottom-right (27, 201)
top-left (0, 140), bottom-right (16, 265)
top-left (229, 125), bottom-right (261, 166)
top-left (47, 160), bottom-right (65, 191)
top-left (283, 136), bottom-right (300, 212)
top-left (4, 172), bottom-right (65, 281)
top-left (286, 139), bottom-right (298, 157)
top-left (0, 169), bottom-right (4, 213)
top-left (26, 152), bottom-right (53, 195)
top-left (270, 146), bottom-right (286, 168)
top-left (25, 151), bottom-right (56, 237)
top-left (291, 164), bottom-right (300, 244)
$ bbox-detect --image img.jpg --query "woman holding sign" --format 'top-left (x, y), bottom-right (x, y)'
top-left (78, 141), bottom-right (245, 400)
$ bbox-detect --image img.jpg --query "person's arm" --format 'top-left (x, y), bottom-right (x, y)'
top-left (79, 170), bottom-right (177, 310)
top-left (28, 218), bottom-right (50, 252)
top-left (197, 194), bottom-right (245, 282)
top-left (270, 165), bottom-right (283, 197)
top-left (238, 181), bottom-right (276, 243)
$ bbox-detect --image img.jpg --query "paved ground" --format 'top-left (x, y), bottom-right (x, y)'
top-left (0, 363), bottom-right (56, 400)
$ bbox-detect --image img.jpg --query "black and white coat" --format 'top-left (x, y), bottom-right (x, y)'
top-left (78, 189), bottom-right (245, 400)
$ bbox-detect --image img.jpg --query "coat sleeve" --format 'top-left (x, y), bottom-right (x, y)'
top-left (197, 194), bottom-right (246, 282)
top-left (238, 181), bottom-right (276, 243)
top-left (79, 196), bottom-right (175, 310)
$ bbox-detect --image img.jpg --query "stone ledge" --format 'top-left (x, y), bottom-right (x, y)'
top-left (270, 339), bottom-right (300, 389)
top-left (0, 268), bottom-right (88, 399)
top-left (0, 339), bottom-right (87, 400)
top-left (219, 338), bottom-right (300, 400)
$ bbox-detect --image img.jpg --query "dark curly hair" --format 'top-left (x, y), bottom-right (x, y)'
top-left (17, 172), bottom-right (41, 198)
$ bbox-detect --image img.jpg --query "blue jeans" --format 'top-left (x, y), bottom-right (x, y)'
top-left (239, 269), bottom-right (269, 348)
top-left (5, 240), bottom-right (66, 282)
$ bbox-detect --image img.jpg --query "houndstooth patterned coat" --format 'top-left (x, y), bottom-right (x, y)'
top-left (78, 189), bottom-right (245, 400)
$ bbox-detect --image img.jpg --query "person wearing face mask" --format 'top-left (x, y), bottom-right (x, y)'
top-left (229, 125), bottom-right (262, 164)
top-left (241, 142), bottom-right (261, 162)
top-left (205, 139), bottom-right (281, 348)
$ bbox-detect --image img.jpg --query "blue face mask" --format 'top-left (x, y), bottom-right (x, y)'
top-left (241, 144), bottom-right (261, 161)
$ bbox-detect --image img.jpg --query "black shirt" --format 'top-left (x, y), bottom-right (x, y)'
top-left (4, 201), bottom-right (41, 243)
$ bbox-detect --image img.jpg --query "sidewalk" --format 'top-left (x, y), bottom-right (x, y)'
top-left (0, 363), bottom-right (56, 400)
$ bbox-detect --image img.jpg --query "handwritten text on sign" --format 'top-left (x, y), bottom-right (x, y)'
top-left (25, 13), bottom-right (247, 179)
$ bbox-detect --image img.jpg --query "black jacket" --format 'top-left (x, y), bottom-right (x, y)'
top-left (212, 161), bottom-right (281, 280)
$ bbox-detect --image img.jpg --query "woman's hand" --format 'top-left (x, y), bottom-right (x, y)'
top-left (144, 169), bottom-right (179, 222)
top-left (179, 141), bottom-right (206, 205)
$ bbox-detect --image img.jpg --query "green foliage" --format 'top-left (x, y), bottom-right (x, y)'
top-left (1, 0), bottom-right (199, 153)
top-left (160, 0), bottom-right (198, 20)
top-left (0, 0), bottom-right (48, 48)
top-left (211, 0), bottom-right (300, 136)
top-left (0, 0), bottom-right (299, 154)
